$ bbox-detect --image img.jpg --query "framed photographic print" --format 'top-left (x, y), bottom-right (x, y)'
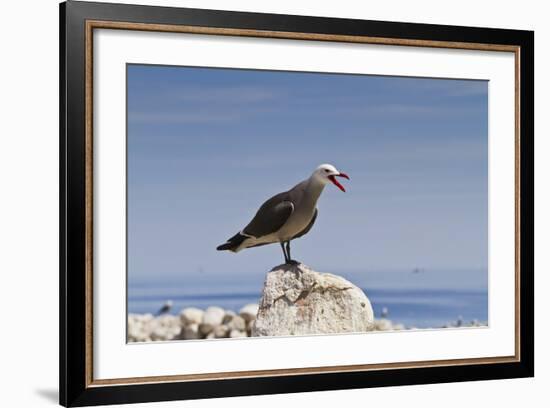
top-left (59, 1), bottom-right (534, 406)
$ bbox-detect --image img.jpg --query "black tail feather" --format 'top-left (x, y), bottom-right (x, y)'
top-left (216, 232), bottom-right (247, 251)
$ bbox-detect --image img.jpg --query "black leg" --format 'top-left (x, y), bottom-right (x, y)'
top-left (280, 242), bottom-right (289, 263)
top-left (285, 241), bottom-right (299, 265)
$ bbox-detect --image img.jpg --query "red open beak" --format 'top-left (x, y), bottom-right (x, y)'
top-left (328, 172), bottom-right (350, 192)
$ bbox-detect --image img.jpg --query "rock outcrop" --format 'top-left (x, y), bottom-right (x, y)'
top-left (252, 263), bottom-right (374, 337)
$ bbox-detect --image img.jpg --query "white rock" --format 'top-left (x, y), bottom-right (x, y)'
top-left (140, 313), bottom-right (154, 322)
top-left (180, 307), bottom-right (204, 326)
top-left (151, 327), bottom-right (169, 341)
top-left (229, 329), bottom-right (247, 338)
top-left (199, 323), bottom-right (214, 336)
top-left (181, 323), bottom-right (201, 340)
top-left (222, 310), bottom-right (237, 324)
top-left (227, 315), bottom-right (246, 332)
top-left (150, 315), bottom-right (180, 341)
top-left (245, 320), bottom-right (255, 336)
top-left (203, 306), bottom-right (225, 326)
top-left (213, 325), bottom-right (229, 338)
top-left (127, 324), bottom-right (149, 342)
top-left (157, 314), bottom-right (179, 326)
top-left (373, 319), bottom-right (394, 331)
top-left (239, 304), bottom-right (259, 323)
top-left (128, 315), bottom-right (149, 342)
top-left (128, 333), bottom-right (151, 342)
top-left (197, 306), bottom-right (224, 335)
top-left (252, 264), bottom-right (374, 337)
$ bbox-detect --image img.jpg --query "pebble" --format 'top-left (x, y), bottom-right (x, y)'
top-left (213, 324), bottom-right (229, 338)
top-left (181, 323), bottom-right (200, 340)
top-left (198, 307), bottom-right (225, 335)
top-left (222, 310), bottom-right (236, 324)
top-left (227, 315), bottom-right (246, 332)
top-left (180, 307), bottom-right (204, 326)
top-left (202, 306), bottom-right (225, 325)
top-left (239, 304), bottom-right (259, 323)
top-left (229, 329), bottom-right (247, 338)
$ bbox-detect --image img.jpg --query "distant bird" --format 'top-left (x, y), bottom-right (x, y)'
top-left (381, 307), bottom-right (389, 318)
top-left (155, 300), bottom-right (173, 316)
top-left (217, 164), bottom-right (349, 264)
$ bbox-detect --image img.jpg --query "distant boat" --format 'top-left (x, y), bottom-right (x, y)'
top-left (155, 300), bottom-right (173, 316)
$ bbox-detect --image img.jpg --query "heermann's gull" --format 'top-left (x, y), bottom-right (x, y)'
top-left (216, 164), bottom-right (349, 264)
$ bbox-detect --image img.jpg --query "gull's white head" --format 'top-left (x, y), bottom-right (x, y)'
top-left (312, 163), bottom-right (350, 192)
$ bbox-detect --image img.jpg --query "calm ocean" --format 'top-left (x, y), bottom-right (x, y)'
top-left (128, 268), bottom-right (488, 328)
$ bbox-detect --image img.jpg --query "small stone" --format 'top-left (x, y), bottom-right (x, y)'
top-left (227, 315), bottom-right (246, 332)
top-left (180, 307), bottom-right (204, 326)
top-left (222, 310), bottom-right (237, 324)
top-left (200, 306), bottom-right (225, 334)
top-left (203, 306), bottom-right (225, 325)
top-left (141, 313), bottom-right (154, 322)
top-left (229, 329), bottom-right (247, 338)
top-left (128, 325), bottom-right (149, 342)
top-left (239, 304), bottom-right (259, 323)
top-left (147, 315), bottom-right (180, 341)
top-left (373, 319), bottom-right (393, 331)
top-left (151, 327), bottom-right (168, 341)
top-left (199, 323), bottom-right (214, 336)
top-left (157, 314), bottom-right (179, 326)
top-left (213, 325), bottom-right (229, 338)
top-left (246, 319), bottom-right (255, 336)
top-left (182, 323), bottom-right (201, 340)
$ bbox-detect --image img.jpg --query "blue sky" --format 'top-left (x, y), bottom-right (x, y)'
top-left (127, 64), bottom-right (488, 285)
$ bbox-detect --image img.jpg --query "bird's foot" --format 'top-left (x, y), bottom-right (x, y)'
top-left (286, 259), bottom-right (300, 265)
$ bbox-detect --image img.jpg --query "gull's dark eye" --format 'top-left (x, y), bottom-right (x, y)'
top-left (324, 169), bottom-right (330, 172)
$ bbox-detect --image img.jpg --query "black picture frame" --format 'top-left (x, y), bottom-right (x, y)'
top-left (60, 1), bottom-right (534, 406)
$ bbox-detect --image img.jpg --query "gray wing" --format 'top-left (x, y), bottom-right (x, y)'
top-left (292, 208), bottom-right (318, 239)
top-left (243, 192), bottom-right (294, 238)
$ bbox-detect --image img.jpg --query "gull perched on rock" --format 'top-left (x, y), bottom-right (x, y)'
top-left (217, 164), bottom-right (349, 264)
